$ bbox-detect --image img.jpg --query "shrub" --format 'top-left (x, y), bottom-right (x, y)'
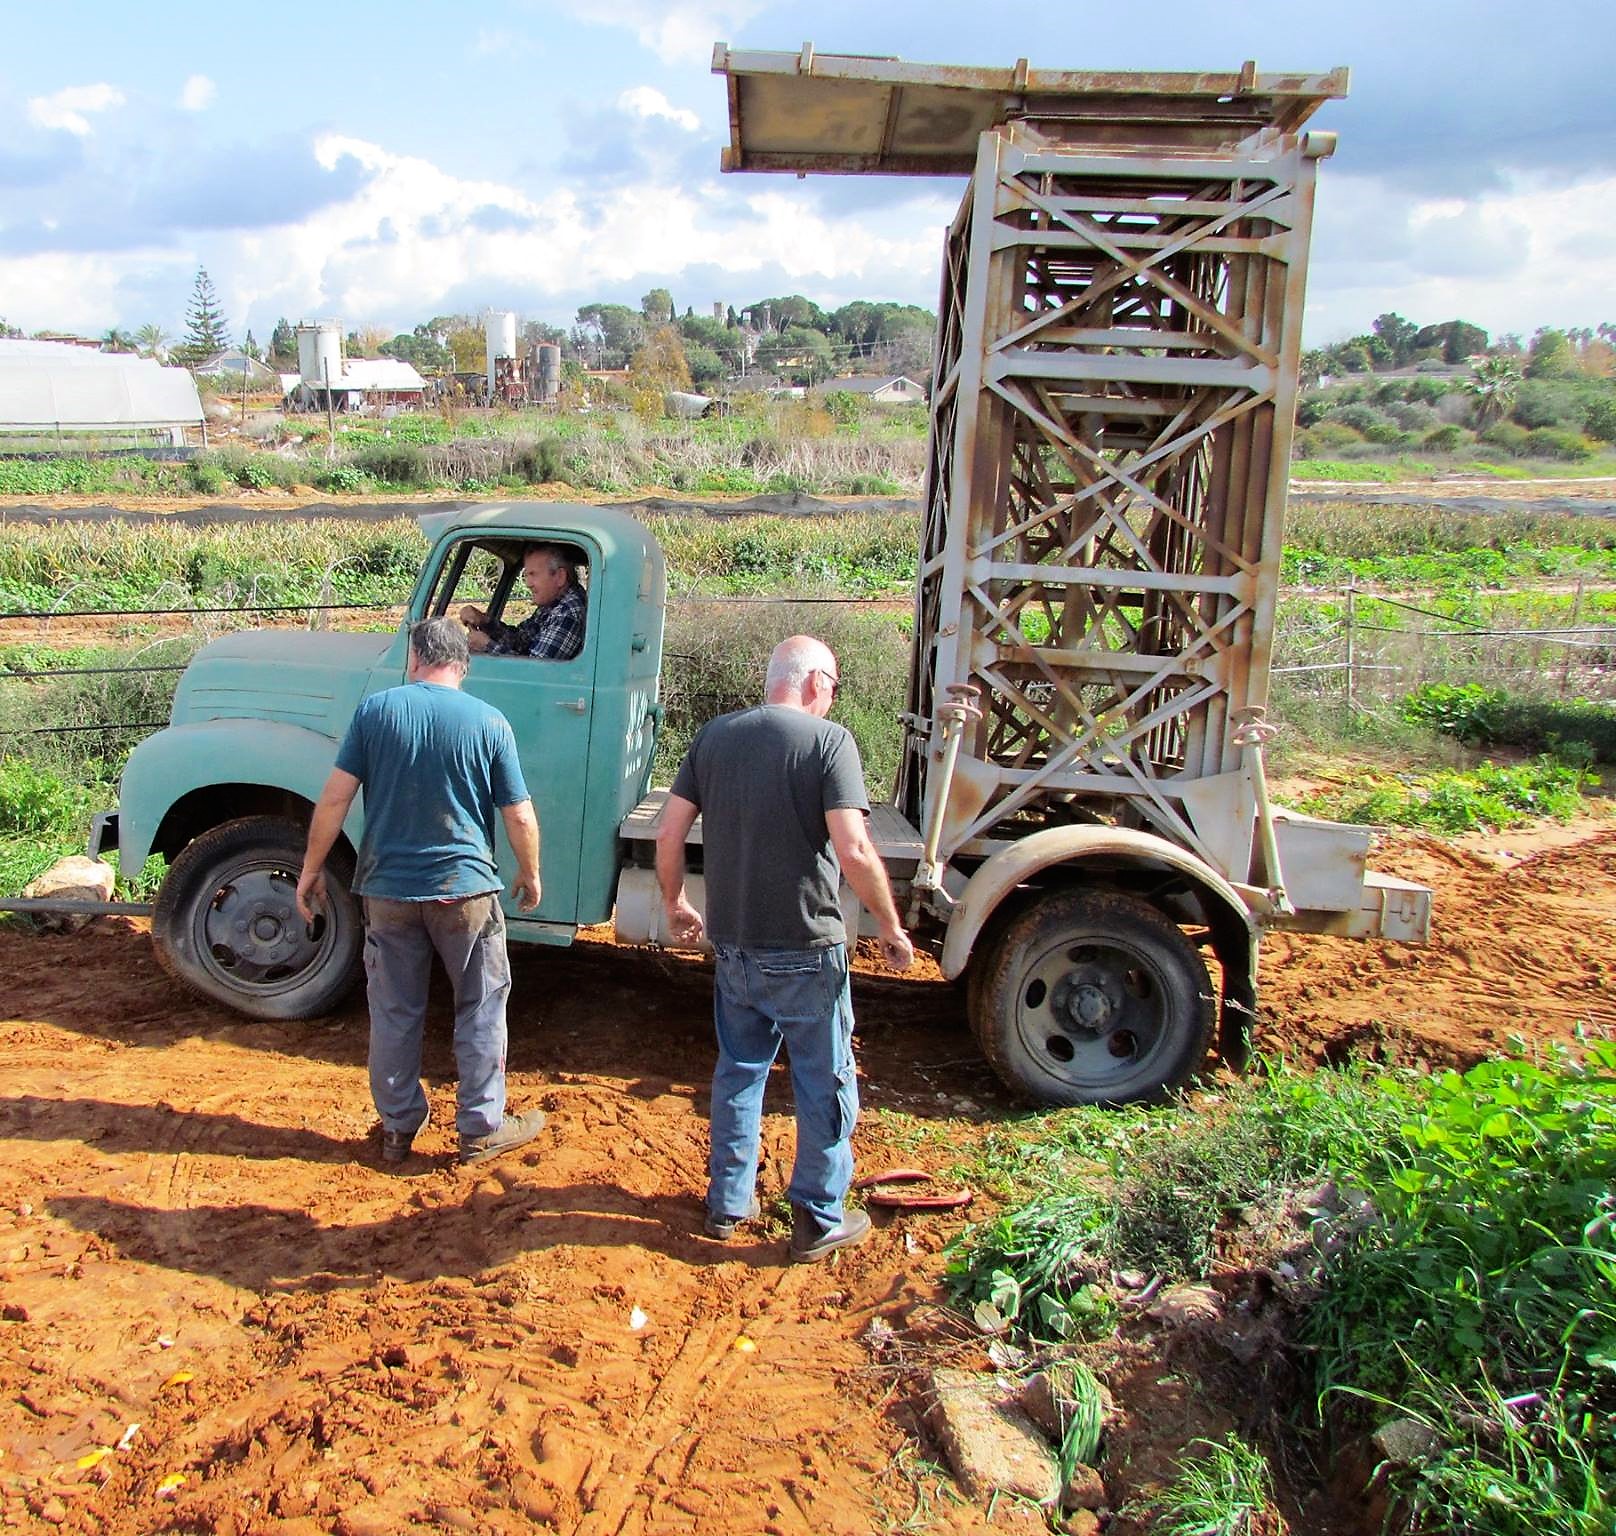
top-left (352, 440), bottom-right (428, 486)
top-left (1327, 402), bottom-right (1391, 435)
top-left (1401, 683), bottom-right (1616, 764)
top-left (1479, 421), bottom-right (1530, 457)
top-left (1422, 424), bottom-right (1466, 451)
top-left (508, 438), bottom-right (567, 484)
top-left (1363, 422), bottom-right (1417, 447)
top-left (1511, 378), bottom-right (1583, 431)
top-left (316, 464), bottom-right (365, 493)
top-left (1307, 420), bottom-right (1363, 451)
top-left (185, 459), bottom-right (229, 494)
top-left (1584, 393), bottom-right (1616, 443)
top-left (1524, 426), bottom-right (1594, 462)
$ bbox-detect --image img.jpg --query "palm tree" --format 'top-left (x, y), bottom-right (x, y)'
top-left (101, 328), bottom-right (135, 353)
top-left (134, 323), bottom-right (171, 361)
top-left (1464, 355), bottom-right (1522, 427)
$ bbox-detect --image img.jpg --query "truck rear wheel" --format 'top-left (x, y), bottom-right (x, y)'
top-left (153, 815), bottom-right (363, 1021)
top-left (970, 889), bottom-right (1214, 1107)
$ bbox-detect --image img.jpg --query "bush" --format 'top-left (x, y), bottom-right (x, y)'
top-left (1524, 426), bottom-right (1594, 462)
top-left (1511, 378), bottom-right (1584, 431)
top-left (185, 460), bottom-right (229, 494)
top-left (1327, 402), bottom-right (1391, 435)
top-left (1363, 422), bottom-right (1417, 447)
top-left (1584, 393), bottom-right (1616, 443)
top-left (1307, 420), bottom-right (1363, 451)
top-left (1422, 424), bottom-right (1467, 451)
top-left (352, 440), bottom-right (428, 486)
top-left (1401, 682), bottom-right (1616, 764)
top-left (508, 438), bottom-right (567, 484)
top-left (1479, 421), bottom-right (1530, 457)
top-left (315, 464), bottom-right (365, 493)
top-left (0, 757), bottom-right (89, 838)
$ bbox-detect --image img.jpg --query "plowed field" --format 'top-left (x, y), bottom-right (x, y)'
top-left (2, 821), bottom-right (1613, 1534)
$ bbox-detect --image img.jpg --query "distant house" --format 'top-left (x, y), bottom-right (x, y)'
top-left (290, 357), bottom-right (426, 412)
top-left (0, 339), bottom-right (204, 445)
top-left (194, 349), bottom-right (280, 386)
top-left (813, 374), bottom-right (928, 405)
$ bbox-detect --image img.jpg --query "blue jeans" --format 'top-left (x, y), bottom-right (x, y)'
top-left (707, 943), bottom-right (857, 1231)
top-left (363, 894), bottom-right (510, 1140)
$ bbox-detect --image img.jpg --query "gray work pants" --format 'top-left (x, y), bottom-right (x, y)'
top-left (363, 894), bottom-right (511, 1140)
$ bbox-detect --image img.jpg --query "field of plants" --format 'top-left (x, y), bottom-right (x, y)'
top-left (1, 485), bottom-right (1613, 1535)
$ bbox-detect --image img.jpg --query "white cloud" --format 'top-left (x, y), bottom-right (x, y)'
top-left (26, 83), bottom-right (126, 137)
top-left (557, 0), bottom-right (762, 66)
top-left (178, 75), bottom-right (218, 112)
top-left (1306, 169), bottom-right (1616, 341)
top-left (617, 86), bottom-right (700, 133)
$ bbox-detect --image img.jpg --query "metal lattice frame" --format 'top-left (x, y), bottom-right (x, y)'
top-left (899, 121), bottom-right (1330, 875)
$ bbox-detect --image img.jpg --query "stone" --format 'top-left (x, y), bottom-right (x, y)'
top-left (1061, 1462), bottom-right (1106, 1511)
top-left (1372, 1417), bottom-right (1441, 1466)
top-left (20, 857), bottom-right (115, 934)
top-left (927, 1368), bottom-right (1060, 1505)
top-left (1019, 1367), bottom-right (1115, 1442)
top-left (1148, 1282), bottom-right (1221, 1327)
top-left (336, 1503), bottom-right (404, 1536)
top-left (36, 1499), bottom-right (67, 1527)
top-left (428, 1505), bottom-right (479, 1531)
top-left (1062, 1511), bottom-right (1102, 1536)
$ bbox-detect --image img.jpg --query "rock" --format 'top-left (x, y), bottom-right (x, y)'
top-left (20, 856), bottom-right (116, 934)
top-left (37, 1498), bottom-right (67, 1526)
top-left (1372, 1417), bottom-right (1441, 1465)
top-left (1061, 1461), bottom-right (1106, 1511)
top-left (336, 1503), bottom-right (403, 1536)
top-left (1148, 1282), bottom-right (1221, 1327)
top-left (1062, 1511), bottom-right (1102, 1536)
top-left (1017, 1366), bottom-right (1112, 1441)
top-left (428, 1505), bottom-right (479, 1531)
top-left (2, 1303), bottom-right (29, 1323)
top-left (927, 1367), bottom-right (1060, 1505)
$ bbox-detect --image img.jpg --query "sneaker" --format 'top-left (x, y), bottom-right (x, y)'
top-left (458, 1109), bottom-right (547, 1166)
top-left (703, 1195), bottom-right (762, 1240)
top-left (788, 1204), bottom-right (872, 1264)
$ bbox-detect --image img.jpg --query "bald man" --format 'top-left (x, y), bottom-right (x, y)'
top-left (656, 634), bottom-right (913, 1263)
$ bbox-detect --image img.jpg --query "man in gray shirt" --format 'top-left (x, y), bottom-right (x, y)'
top-left (656, 634), bottom-right (914, 1262)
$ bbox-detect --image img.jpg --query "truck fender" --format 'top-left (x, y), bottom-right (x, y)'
top-left (939, 825), bottom-right (1259, 1069)
top-left (117, 719), bottom-right (358, 878)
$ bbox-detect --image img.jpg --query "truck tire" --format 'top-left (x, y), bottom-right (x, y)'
top-left (152, 815), bottom-right (363, 1021)
top-left (970, 888), bottom-right (1214, 1107)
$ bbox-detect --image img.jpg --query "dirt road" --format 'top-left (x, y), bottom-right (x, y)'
top-left (2, 821), bottom-right (1614, 1534)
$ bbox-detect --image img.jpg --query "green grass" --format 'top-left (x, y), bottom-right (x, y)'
top-left (1295, 756), bottom-right (1594, 833)
top-left (1129, 1432), bottom-right (1286, 1536)
top-left (1400, 684), bottom-right (1616, 765)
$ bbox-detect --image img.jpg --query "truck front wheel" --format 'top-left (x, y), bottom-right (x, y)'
top-left (970, 889), bottom-right (1214, 1107)
top-left (152, 815), bottom-right (364, 1021)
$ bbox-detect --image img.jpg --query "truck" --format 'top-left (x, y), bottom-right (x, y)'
top-left (89, 49), bottom-right (1430, 1108)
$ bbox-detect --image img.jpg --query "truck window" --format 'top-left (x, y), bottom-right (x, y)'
top-left (428, 537), bottom-right (590, 662)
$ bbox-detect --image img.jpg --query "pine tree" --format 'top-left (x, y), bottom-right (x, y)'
top-left (268, 317), bottom-right (297, 368)
top-left (177, 266), bottom-right (230, 365)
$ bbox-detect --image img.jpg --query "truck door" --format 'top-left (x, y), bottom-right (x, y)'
top-left (421, 533), bottom-right (598, 930)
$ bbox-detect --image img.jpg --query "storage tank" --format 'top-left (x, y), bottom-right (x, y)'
top-left (484, 310), bottom-right (517, 398)
top-left (295, 320), bottom-right (343, 390)
top-left (536, 343), bottom-right (561, 403)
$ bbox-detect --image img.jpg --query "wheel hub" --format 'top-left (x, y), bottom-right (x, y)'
top-left (1051, 966), bottom-right (1122, 1038)
top-left (202, 870), bottom-right (321, 982)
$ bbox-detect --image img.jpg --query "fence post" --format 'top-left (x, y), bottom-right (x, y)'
top-left (1559, 577), bottom-right (1585, 698)
top-left (1344, 578), bottom-right (1358, 712)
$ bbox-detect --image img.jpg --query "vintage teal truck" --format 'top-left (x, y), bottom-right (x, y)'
top-left (92, 495), bottom-right (1426, 1109)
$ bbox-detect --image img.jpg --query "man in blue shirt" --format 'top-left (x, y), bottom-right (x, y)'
top-left (461, 543), bottom-right (587, 660)
top-left (296, 616), bottom-right (546, 1168)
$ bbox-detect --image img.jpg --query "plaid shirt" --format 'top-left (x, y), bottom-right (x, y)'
top-left (486, 581), bottom-right (586, 660)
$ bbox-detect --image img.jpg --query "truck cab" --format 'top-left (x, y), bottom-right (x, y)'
top-left (100, 504), bottom-right (664, 1019)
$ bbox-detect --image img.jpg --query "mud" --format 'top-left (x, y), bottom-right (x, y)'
top-left (1, 821), bottom-right (1613, 1533)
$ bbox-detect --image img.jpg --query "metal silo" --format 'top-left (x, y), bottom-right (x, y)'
top-left (295, 320), bottom-right (343, 392)
top-left (484, 310), bottom-right (517, 399)
top-left (537, 343), bottom-right (561, 404)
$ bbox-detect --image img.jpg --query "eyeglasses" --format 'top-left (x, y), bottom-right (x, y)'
top-left (814, 668), bottom-right (840, 700)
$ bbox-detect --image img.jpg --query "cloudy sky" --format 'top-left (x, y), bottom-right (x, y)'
top-left (1, 0), bottom-right (1611, 347)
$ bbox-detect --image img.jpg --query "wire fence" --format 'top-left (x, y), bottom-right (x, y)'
top-left (3, 582), bottom-right (1611, 739)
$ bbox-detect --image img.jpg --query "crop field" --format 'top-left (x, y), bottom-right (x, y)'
top-left (1, 484), bottom-right (1613, 1535)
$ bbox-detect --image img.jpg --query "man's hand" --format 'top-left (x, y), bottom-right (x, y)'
top-left (467, 627), bottom-right (492, 653)
top-left (295, 868), bottom-right (327, 925)
top-left (511, 870), bottom-right (541, 912)
top-left (878, 922), bottom-right (915, 972)
top-left (459, 603), bottom-right (487, 626)
top-left (664, 896), bottom-right (705, 948)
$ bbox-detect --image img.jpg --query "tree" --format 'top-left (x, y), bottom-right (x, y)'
top-left (134, 322), bottom-right (171, 360)
top-left (1371, 312), bottom-right (1419, 368)
top-left (756, 324), bottom-right (834, 385)
top-left (241, 330), bottom-right (262, 361)
top-left (1464, 355), bottom-right (1523, 426)
top-left (641, 289), bottom-right (673, 327)
top-left (628, 325), bottom-right (691, 392)
top-left (1525, 328), bottom-right (1576, 379)
top-left (1411, 319), bottom-right (1489, 365)
top-left (268, 317), bottom-right (297, 369)
top-left (175, 266), bottom-right (230, 365)
top-left (379, 326), bottom-right (453, 373)
top-left (521, 319), bottom-right (566, 352)
top-left (573, 303), bottom-right (644, 369)
top-left (0, 317), bottom-right (20, 339)
top-left (100, 328), bottom-right (135, 353)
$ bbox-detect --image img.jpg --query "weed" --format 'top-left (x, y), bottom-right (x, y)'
top-left (1131, 1432), bottom-right (1288, 1536)
top-left (1297, 757), bottom-right (1593, 832)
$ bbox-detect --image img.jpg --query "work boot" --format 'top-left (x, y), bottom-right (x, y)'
top-left (459, 1109), bottom-right (547, 1166)
top-left (379, 1109), bottom-right (428, 1165)
top-left (788, 1203), bottom-right (871, 1264)
top-left (703, 1195), bottom-right (762, 1241)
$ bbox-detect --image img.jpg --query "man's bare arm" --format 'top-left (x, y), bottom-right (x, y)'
top-left (296, 768), bottom-right (361, 922)
top-left (499, 799), bottom-right (542, 911)
top-left (654, 793), bottom-right (705, 947)
top-left (827, 807), bottom-right (915, 971)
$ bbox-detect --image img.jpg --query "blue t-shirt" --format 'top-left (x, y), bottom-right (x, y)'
top-left (334, 682), bottom-right (529, 901)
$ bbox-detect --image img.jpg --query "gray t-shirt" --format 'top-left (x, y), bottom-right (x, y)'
top-left (670, 704), bottom-right (870, 949)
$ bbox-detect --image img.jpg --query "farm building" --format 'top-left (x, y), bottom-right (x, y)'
top-left (286, 320), bottom-right (428, 412)
top-left (813, 374), bottom-right (928, 405)
top-left (194, 349), bottom-right (280, 386)
top-left (0, 339), bottom-right (204, 446)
